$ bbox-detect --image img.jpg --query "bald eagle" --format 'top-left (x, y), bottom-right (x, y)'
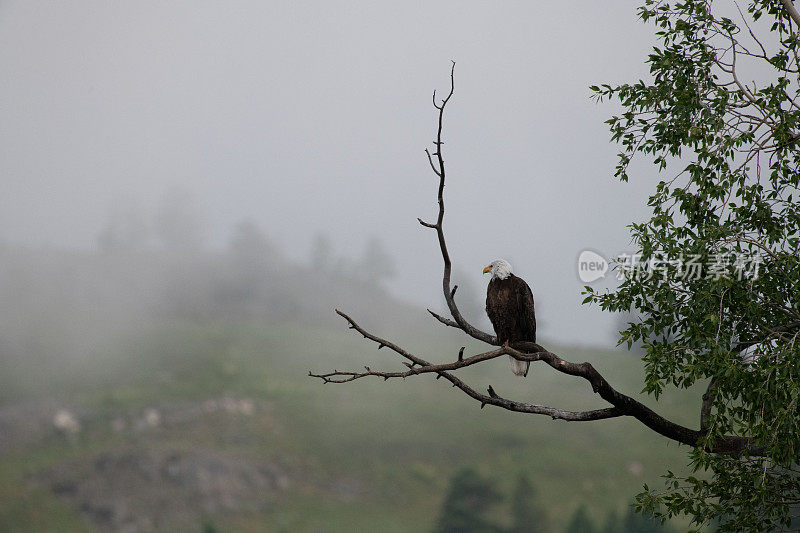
top-left (483, 259), bottom-right (536, 377)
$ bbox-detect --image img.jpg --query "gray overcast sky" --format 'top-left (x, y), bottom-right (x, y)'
top-left (0, 1), bottom-right (663, 346)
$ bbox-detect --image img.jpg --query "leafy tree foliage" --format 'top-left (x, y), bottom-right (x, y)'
top-left (434, 466), bottom-right (503, 533)
top-left (590, 1), bottom-right (800, 530)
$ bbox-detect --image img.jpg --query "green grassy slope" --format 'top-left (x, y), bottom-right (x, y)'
top-left (0, 320), bottom-right (699, 532)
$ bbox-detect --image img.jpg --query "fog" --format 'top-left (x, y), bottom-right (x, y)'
top-left (1, 2), bottom-right (660, 345)
top-left (0, 3), bottom-right (714, 531)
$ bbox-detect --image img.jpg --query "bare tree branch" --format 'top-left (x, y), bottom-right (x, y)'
top-left (311, 311), bottom-right (761, 455)
top-left (309, 311), bottom-right (623, 421)
top-left (310, 64), bottom-right (764, 457)
top-left (733, 319), bottom-right (800, 353)
top-left (424, 148), bottom-right (441, 177)
top-left (423, 61), bottom-right (498, 346)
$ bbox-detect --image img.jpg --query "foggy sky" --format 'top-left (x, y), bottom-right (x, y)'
top-left (0, 1), bottom-right (663, 345)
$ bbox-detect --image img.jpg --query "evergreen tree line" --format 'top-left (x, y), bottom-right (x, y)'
top-left (435, 466), bottom-right (673, 533)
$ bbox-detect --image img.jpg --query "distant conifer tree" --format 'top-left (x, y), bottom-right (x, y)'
top-left (564, 504), bottom-right (596, 533)
top-left (434, 466), bottom-right (503, 533)
top-left (508, 473), bottom-right (548, 533)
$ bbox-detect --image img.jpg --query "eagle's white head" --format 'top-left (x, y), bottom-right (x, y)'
top-left (482, 259), bottom-right (513, 280)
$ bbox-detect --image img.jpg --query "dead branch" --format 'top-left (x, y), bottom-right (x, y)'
top-left (418, 61), bottom-right (498, 346)
top-left (309, 64), bottom-right (764, 457)
top-left (308, 310), bottom-right (623, 422)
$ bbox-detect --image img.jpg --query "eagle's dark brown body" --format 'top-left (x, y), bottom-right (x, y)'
top-left (486, 273), bottom-right (536, 367)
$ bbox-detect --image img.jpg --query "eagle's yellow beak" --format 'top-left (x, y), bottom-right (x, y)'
top-left (482, 265), bottom-right (492, 274)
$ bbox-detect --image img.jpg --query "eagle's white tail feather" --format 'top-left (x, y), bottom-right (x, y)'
top-left (509, 355), bottom-right (530, 377)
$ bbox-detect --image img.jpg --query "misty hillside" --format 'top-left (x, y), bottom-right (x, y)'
top-left (0, 229), bottom-right (439, 395)
top-left (0, 233), bottom-right (695, 532)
